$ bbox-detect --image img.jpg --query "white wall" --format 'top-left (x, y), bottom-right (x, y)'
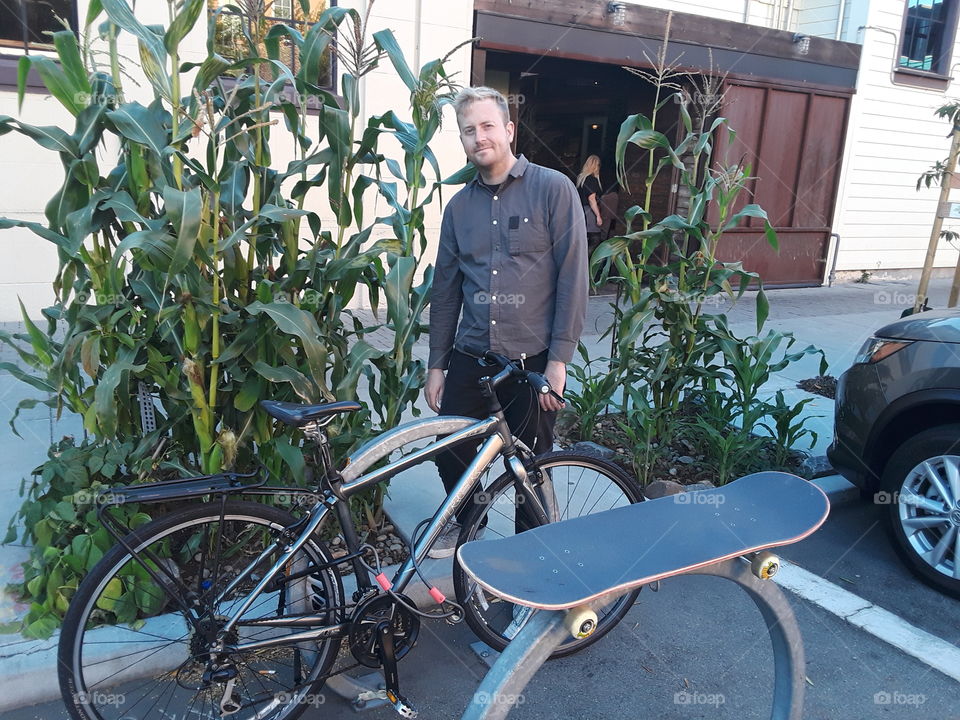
top-left (797, 0), bottom-right (843, 38)
top-left (830, 0), bottom-right (960, 272)
top-left (627, 0), bottom-right (798, 29)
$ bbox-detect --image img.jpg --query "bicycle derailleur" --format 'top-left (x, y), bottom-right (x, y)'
top-left (348, 592), bottom-right (421, 717)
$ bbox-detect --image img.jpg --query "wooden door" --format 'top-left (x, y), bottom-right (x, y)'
top-left (713, 81), bottom-right (851, 286)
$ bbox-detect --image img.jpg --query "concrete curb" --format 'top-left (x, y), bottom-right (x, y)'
top-left (811, 473), bottom-right (862, 507)
top-left (0, 631), bottom-right (60, 711)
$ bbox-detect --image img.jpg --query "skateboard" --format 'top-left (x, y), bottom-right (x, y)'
top-left (457, 471), bottom-right (829, 611)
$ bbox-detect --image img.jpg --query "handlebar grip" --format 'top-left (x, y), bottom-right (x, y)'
top-left (525, 371), bottom-right (551, 395)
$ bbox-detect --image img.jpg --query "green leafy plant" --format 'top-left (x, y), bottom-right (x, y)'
top-left (561, 342), bottom-right (623, 442)
top-left (760, 390), bottom-right (819, 469)
top-left (5, 438), bottom-right (166, 638)
top-left (688, 412), bottom-right (766, 486)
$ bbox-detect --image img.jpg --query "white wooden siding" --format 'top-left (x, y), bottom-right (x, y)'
top-left (830, 0), bottom-right (960, 272)
top-left (628, 0), bottom-right (793, 28)
top-left (797, 0), bottom-right (842, 37)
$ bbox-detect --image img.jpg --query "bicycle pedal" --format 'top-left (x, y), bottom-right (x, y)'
top-left (386, 690), bottom-right (417, 718)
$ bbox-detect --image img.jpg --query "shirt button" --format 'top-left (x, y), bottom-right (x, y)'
top-left (493, 195), bottom-right (499, 200)
top-left (491, 320), bottom-right (497, 325)
top-left (493, 220), bottom-right (498, 225)
top-left (492, 270), bottom-right (498, 275)
top-left (524, 217), bottom-right (529, 223)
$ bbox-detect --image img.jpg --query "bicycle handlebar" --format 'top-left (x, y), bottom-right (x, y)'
top-left (478, 350), bottom-right (562, 402)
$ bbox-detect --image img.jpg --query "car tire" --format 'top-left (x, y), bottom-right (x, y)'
top-left (880, 424), bottom-right (960, 599)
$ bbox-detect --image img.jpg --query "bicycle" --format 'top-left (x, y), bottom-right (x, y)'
top-left (58, 352), bottom-right (643, 720)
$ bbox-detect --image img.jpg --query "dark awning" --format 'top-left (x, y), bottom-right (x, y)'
top-left (474, 0), bottom-right (861, 91)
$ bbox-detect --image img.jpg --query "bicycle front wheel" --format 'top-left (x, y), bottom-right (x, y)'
top-left (452, 450), bottom-right (643, 657)
top-left (58, 501), bottom-right (344, 720)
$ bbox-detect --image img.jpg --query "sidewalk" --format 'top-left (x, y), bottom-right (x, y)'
top-left (0, 273), bottom-right (956, 710)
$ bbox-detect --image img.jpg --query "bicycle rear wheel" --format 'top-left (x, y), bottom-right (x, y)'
top-left (452, 450), bottom-right (643, 657)
top-left (58, 501), bottom-right (343, 720)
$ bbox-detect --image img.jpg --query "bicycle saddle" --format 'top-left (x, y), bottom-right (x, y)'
top-left (260, 399), bottom-right (362, 426)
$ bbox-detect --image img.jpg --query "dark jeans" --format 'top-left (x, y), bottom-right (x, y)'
top-left (436, 349), bottom-right (558, 525)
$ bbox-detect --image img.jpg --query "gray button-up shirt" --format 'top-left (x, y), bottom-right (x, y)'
top-left (428, 155), bottom-right (588, 370)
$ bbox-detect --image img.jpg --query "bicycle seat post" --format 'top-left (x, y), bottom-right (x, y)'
top-left (302, 420), bottom-right (334, 480)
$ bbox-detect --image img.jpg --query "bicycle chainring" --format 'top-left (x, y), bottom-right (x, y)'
top-left (348, 593), bottom-right (420, 668)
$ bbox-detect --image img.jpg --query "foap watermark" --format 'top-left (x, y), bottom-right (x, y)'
top-left (872, 490), bottom-right (901, 506)
top-left (473, 291), bottom-right (525, 307)
top-left (473, 690), bottom-right (526, 707)
top-left (270, 491), bottom-right (320, 508)
top-left (75, 290), bottom-right (128, 307)
top-left (74, 690), bottom-right (126, 708)
top-left (473, 489), bottom-right (526, 506)
top-left (275, 691), bottom-right (326, 707)
top-left (674, 491), bottom-right (725, 507)
top-left (72, 490), bottom-right (123, 506)
top-left (674, 690), bottom-right (726, 707)
top-left (873, 290), bottom-right (917, 306)
top-left (874, 690), bottom-right (926, 707)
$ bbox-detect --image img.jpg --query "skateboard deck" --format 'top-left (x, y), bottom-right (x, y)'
top-left (457, 471), bottom-right (829, 610)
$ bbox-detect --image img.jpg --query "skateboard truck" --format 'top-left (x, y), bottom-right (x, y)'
top-left (750, 551), bottom-right (781, 580)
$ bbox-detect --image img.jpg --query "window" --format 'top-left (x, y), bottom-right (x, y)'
top-left (899, 0), bottom-right (958, 74)
top-left (273, 0), bottom-right (294, 19)
top-left (210, 0), bottom-right (334, 88)
top-left (0, 0), bottom-right (78, 49)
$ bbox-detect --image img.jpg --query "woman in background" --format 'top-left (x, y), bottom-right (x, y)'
top-left (577, 155), bottom-right (603, 254)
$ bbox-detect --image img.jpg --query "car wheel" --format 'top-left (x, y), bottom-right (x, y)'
top-left (880, 425), bottom-right (960, 598)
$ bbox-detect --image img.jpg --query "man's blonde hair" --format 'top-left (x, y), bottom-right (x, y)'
top-left (453, 86), bottom-right (510, 125)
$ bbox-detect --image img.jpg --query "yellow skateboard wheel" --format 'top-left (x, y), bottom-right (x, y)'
top-left (751, 551), bottom-right (780, 580)
top-left (564, 606), bottom-right (598, 639)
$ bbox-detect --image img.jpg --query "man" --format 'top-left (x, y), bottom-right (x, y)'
top-left (425, 86), bottom-right (588, 557)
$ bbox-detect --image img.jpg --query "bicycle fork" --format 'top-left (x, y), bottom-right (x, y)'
top-left (505, 454), bottom-right (556, 524)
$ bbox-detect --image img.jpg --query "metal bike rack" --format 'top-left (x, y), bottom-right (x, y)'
top-left (461, 556), bottom-right (805, 720)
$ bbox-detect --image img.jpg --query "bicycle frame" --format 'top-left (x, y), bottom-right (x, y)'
top-left (99, 410), bottom-right (554, 656)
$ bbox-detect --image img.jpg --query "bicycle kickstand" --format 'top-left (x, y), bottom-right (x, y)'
top-left (376, 621), bottom-right (418, 718)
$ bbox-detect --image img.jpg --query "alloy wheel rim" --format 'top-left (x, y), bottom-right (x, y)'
top-left (898, 455), bottom-right (960, 579)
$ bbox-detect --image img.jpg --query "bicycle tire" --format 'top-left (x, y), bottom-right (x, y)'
top-left (452, 450), bottom-right (644, 657)
top-left (58, 501), bottom-right (344, 720)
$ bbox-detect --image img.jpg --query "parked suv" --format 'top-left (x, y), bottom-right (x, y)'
top-left (828, 308), bottom-right (960, 598)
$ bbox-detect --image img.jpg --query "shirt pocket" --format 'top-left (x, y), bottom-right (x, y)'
top-left (508, 214), bottom-right (550, 255)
